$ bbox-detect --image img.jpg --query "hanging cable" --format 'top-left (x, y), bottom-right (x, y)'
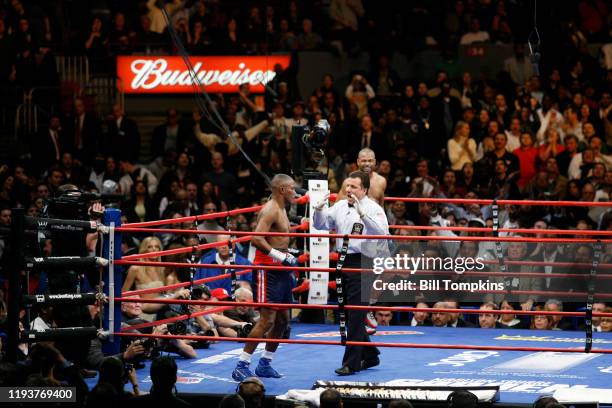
top-left (527, 0), bottom-right (541, 76)
top-left (160, 5), bottom-right (272, 188)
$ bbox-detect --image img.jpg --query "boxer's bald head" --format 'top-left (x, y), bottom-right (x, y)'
top-left (271, 174), bottom-right (296, 198)
top-left (271, 174), bottom-right (295, 189)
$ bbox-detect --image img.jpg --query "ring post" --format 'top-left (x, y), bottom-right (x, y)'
top-left (102, 208), bottom-right (122, 354)
top-left (6, 208), bottom-right (25, 363)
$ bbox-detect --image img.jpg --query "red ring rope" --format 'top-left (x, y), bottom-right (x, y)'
top-left (119, 306), bottom-right (233, 332)
top-left (123, 205), bottom-right (264, 228)
top-left (388, 224), bottom-right (612, 236)
top-left (121, 235), bottom-right (253, 261)
top-left (120, 223), bottom-right (307, 261)
top-left (116, 227), bottom-right (612, 246)
top-left (114, 297), bottom-right (612, 318)
top-left (122, 269), bottom-right (252, 297)
top-left (383, 197), bottom-right (612, 207)
top-left (112, 332), bottom-right (612, 354)
top-left (116, 261), bottom-right (612, 278)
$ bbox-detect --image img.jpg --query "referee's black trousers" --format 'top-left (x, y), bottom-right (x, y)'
top-left (341, 253), bottom-right (380, 371)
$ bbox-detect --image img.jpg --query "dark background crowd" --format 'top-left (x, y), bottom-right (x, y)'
top-left (0, 0), bottom-right (611, 406)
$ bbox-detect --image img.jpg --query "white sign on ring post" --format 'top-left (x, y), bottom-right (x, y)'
top-left (307, 179), bottom-right (330, 305)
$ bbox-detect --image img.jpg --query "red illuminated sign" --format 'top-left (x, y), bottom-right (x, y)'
top-left (117, 55), bottom-right (291, 94)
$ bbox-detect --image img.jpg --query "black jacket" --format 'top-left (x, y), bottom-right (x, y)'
top-left (105, 116), bottom-right (140, 162)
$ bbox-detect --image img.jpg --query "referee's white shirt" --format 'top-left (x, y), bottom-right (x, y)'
top-left (312, 196), bottom-right (390, 258)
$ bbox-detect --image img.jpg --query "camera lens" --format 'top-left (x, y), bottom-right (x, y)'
top-left (191, 287), bottom-right (203, 300)
top-left (168, 321), bottom-right (187, 335)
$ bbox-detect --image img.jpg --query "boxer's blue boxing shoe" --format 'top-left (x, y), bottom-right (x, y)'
top-left (255, 358), bottom-right (282, 378)
top-left (232, 361), bottom-right (255, 382)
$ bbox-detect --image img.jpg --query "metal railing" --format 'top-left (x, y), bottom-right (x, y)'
top-left (56, 56), bottom-right (89, 88)
top-left (81, 75), bottom-right (124, 118)
top-left (0, 86), bottom-right (24, 137)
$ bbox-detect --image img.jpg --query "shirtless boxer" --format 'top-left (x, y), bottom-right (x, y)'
top-left (337, 148), bottom-right (386, 206)
top-left (232, 174), bottom-right (298, 381)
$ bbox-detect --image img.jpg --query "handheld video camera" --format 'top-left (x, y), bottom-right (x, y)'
top-left (43, 188), bottom-right (122, 220)
top-left (43, 188), bottom-right (98, 220)
top-left (192, 329), bottom-right (216, 349)
top-left (167, 321), bottom-right (187, 335)
top-left (302, 119), bottom-right (330, 152)
top-left (190, 285), bottom-right (211, 301)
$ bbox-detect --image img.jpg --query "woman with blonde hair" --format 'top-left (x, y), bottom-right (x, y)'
top-left (122, 236), bottom-right (189, 316)
top-left (447, 121), bottom-right (477, 171)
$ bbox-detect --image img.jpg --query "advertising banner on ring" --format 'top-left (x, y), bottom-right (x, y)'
top-left (117, 55), bottom-right (291, 94)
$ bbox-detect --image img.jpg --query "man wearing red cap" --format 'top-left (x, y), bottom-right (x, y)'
top-left (211, 287), bottom-right (230, 300)
top-left (232, 174), bottom-right (298, 381)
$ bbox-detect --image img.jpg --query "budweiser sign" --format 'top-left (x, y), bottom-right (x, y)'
top-left (117, 55), bottom-right (291, 94)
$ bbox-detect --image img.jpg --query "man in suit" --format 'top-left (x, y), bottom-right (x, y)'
top-left (478, 302), bottom-right (504, 329)
top-left (506, 239), bottom-right (544, 310)
top-left (445, 298), bottom-right (476, 328)
top-left (530, 229), bottom-right (571, 294)
top-left (432, 81), bottom-right (462, 140)
top-left (352, 114), bottom-right (388, 162)
top-left (151, 107), bottom-right (193, 159)
top-left (33, 115), bottom-right (64, 176)
top-left (545, 299), bottom-right (574, 331)
top-left (106, 104), bottom-right (140, 163)
top-left (195, 243), bottom-right (252, 293)
top-left (313, 171), bottom-right (389, 375)
top-left (431, 301), bottom-right (451, 327)
top-left (64, 98), bottom-right (101, 165)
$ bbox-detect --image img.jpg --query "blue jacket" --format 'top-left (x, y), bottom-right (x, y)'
top-left (194, 250), bottom-right (252, 293)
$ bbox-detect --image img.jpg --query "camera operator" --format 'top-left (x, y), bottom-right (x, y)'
top-left (39, 184), bottom-right (105, 373)
top-left (84, 296), bottom-right (147, 370)
top-left (182, 285), bottom-right (219, 348)
top-left (224, 287), bottom-right (259, 325)
top-left (180, 285), bottom-right (253, 339)
top-left (120, 295), bottom-right (196, 359)
top-left (97, 356), bottom-right (141, 400)
top-left (208, 288), bottom-right (255, 338)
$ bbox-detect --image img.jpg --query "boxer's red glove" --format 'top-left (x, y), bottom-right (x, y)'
top-left (297, 252), bottom-right (309, 264)
top-left (292, 279), bottom-right (310, 293)
top-left (294, 195), bottom-right (310, 205)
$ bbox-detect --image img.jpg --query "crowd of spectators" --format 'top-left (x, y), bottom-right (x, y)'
top-left (0, 0), bottom-right (611, 403)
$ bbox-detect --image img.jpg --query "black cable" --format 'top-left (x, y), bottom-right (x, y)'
top-left (160, 6), bottom-right (272, 188)
top-left (527, 0), bottom-right (541, 76)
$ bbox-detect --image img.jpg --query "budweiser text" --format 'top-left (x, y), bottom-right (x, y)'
top-left (117, 56), bottom-right (291, 94)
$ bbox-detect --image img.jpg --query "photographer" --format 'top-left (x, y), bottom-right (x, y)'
top-left (183, 285), bottom-right (219, 346)
top-left (187, 286), bottom-right (253, 339)
top-left (120, 295), bottom-right (197, 359)
top-left (97, 356), bottom-right (141, 401)
top-left (224, 287), bottom-right (259, 325)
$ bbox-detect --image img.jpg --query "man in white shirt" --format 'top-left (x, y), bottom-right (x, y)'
top-left (504, 117), bottom-right (522, 152)
top-left (118, 157), bottom-right (159, 198)
top-left (313, 170), bottom-right (389, 375)
top-left (459, 17), bottom-right (490, 45)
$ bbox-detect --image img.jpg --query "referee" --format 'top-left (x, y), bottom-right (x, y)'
top-left (313, 170), bottom-right (390, 375)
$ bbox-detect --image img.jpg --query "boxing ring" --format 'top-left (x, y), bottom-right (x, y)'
top-left (85, 324), bottom-right (612, 405)
top-left (8, 194), bottom-right (612, 406)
